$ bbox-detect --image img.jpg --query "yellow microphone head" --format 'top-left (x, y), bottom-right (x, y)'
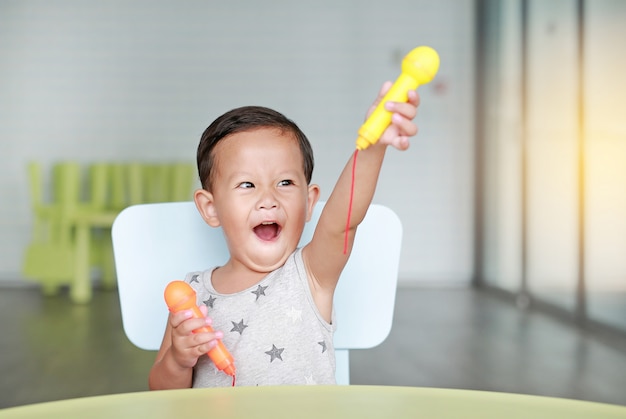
top-left (402, 46), bottom-right (440, 85)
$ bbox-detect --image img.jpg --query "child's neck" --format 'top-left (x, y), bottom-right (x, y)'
top-left (210, 262), bottom-right (270, 294)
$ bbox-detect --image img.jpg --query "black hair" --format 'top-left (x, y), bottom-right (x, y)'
top-left (197, 106), bottom-right (314, 190)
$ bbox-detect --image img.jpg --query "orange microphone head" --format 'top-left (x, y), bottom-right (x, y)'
top-left (164, 280), bottom-right (196, 312)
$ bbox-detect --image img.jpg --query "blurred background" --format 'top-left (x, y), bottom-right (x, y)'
top-left (1, 0), bottom-right (625, 409)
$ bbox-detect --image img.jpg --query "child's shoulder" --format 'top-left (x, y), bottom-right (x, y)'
top-left (183, 268), bottom-right (215, 292)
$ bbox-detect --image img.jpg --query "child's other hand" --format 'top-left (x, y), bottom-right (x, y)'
top-left (168, 304), bottom-right (223, 369)
top-left (365, 81), bottom-right (420, 150)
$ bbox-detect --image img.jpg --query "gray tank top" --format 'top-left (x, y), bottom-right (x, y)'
top-left (186, 248), bottom-right (336, 387)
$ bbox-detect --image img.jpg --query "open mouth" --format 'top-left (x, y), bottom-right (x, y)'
top-left (253, 222), bottom-right (281, 241)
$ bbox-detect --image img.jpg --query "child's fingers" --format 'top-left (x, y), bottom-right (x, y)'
top-left (169, 311), bottom-right (191, 328)
top-left (388, 135), bottom-right (411, 151)
top-left (186, 329), bottom-right (223, 350)
top-left (170, 331), bottom-right (222, 367)
top-left (171, 326), bottom-right (222, 352)
top-left (362, 82), bottom-right (420, 150)
top-left (385, 90), bottom-right (420, 119)
top-left (407, 90), bottom-right (420, 107)
top-left (365, 81), bottom-right (393, 119)
top-left (377, 102), bottom-right (419, 150)
top-left (390, 112), bottom-right (418, 137)
top-left (195, 334), bottom-right (222, 354)
top-left (170, 311), bottom-right (212, 335)
top-left (379, 81), bottom-right (393, 97)
top-left (386, 101), bottom-right (417, 122)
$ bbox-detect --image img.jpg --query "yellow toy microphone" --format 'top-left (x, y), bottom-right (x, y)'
top-left (343, 46), bottom-right (440, 254)
top-left (355, 46), bottom-right (440, 150)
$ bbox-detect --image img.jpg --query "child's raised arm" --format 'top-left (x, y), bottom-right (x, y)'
top-left (302, 83), bottom-right (420, 318)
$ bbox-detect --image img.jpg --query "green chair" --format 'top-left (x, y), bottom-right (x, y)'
top-left (143, 163), bottom-right (171, 203)
top-left (22, 162), bottom-right (79, 295)
top-left (108, 163), bottom-right (128, 211)
top-left (125, 162), bottom-right (145, 206)
top-left (23, 160), bottom-right (197, 302)
top-left (22, 162), bottom-right (118, 302)
top-left (88, 163), bottom-right (117, 291)
top-left (140, 162), bottom-right (196, 204)
top-left (169, 162), bottom-right (197, 202)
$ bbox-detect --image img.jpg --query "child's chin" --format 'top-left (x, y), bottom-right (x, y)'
top-left (250, 247), bottom-right (292, 269)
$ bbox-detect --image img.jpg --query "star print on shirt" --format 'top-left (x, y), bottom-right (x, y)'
top-left (265, 344), bottom-right (284, 362)
top-left (230, 319), bottom-right (248, 335)
top-left (251, 284), bottom-right (268, 301)
top-left (318, 341), bottom-right (327, 353)
top-left (285, 306), bottom-right (302, 324)
top-left (190, 274), bottom-right (199, 284)
top-left (304, 374), bottom-right (317, 385)
top-left (203, 295), bottom-right (216, 308)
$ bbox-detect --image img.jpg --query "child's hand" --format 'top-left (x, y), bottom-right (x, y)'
top-left (365, 81), bottom-right (420, 150)
top-left (168, 304), bottom-right (223, 369)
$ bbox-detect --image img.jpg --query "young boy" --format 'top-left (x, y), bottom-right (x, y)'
top-left (149, 82), bottom-right (419, 388)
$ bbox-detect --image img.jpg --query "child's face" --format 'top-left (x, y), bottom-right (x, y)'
top-left (197, 127), bottom-right (319, 273)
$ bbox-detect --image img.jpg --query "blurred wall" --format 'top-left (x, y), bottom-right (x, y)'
top-left (479, 0), bottom-right (626, 331)
top-left (0, 1), bottom-right (476, 284)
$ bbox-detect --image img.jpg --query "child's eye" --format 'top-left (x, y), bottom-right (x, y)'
top-left (238, 181), bottom-right (254, 189)
top-left (278, 180), bottom-right (294, 187)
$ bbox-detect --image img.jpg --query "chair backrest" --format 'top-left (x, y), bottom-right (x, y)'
top-left (112, 201), bottom-right (402, 385)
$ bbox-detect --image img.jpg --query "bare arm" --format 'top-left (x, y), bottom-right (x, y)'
top-left (303, 83), bottom-right (420, 314)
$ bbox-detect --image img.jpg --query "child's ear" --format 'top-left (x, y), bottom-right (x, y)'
top-left (305, 184), bottom-right (321, 222)
top-left (194, 189), bottom-right (221, 227)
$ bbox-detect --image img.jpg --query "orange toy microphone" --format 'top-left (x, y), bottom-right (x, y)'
top-left (355, 46), bottom-right (440, 150)
top-left (164, 280), bottom-right (236, 383)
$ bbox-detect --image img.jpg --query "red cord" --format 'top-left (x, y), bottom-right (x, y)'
top-left (232, 374), bottom-right (236, 387)
top-left (344, 149), bottom-right (359, 254)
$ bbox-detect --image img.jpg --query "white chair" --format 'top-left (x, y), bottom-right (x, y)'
top-left (112, 201), bottom-right (402, 385)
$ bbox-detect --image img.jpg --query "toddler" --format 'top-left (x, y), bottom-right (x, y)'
top-left (149, 82), bottom-right (419, 388)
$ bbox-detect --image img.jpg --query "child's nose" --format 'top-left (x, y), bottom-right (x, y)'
top-left (256, 190), bottom-right (278, 209)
